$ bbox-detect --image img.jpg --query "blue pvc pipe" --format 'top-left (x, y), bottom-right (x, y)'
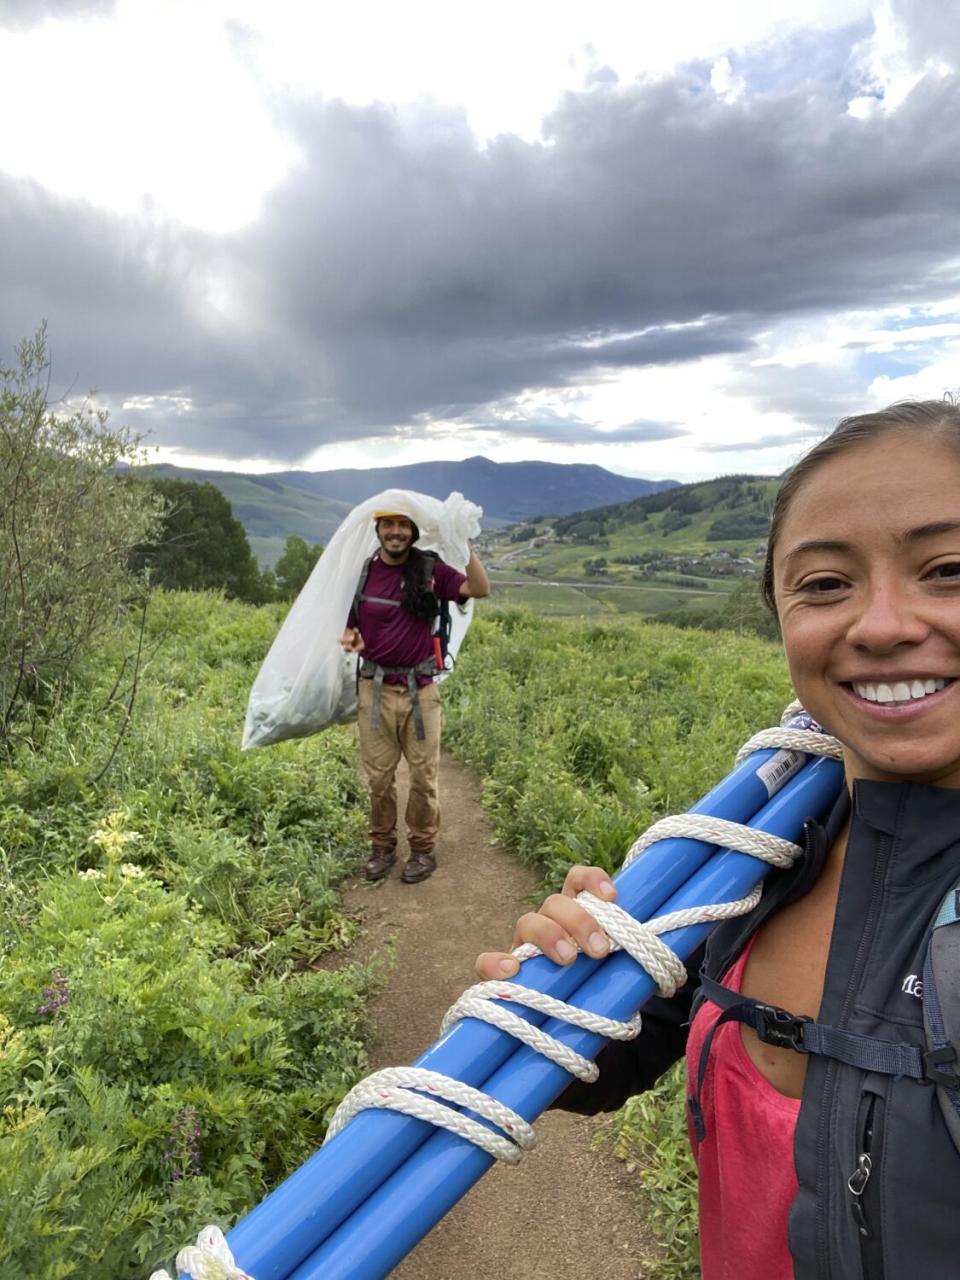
top-left (291, 752), bottom-right (844, 1279)
top-left (213, 736), bottom-right (822, 1280)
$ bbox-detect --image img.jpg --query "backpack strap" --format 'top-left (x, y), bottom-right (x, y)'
top-left (355, 554), bottom-right (406, 609)
top-left (687, 972), bottom-right (957, 1143)
top-left (923, 887), bottom-right (960, 1147)
top-left (355, 551), bottom-right (439, 611)
top-left (353, 556), bottom-right (376, 618)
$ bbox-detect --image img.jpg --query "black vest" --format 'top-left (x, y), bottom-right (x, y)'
top-left (701, 781), bottom-right (960, 1279)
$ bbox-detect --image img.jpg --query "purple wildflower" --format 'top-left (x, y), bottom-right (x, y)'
top-left (37, 969), bottom-right (69, 1019)
top-left (163, 1105), bottom-right (203, 1181)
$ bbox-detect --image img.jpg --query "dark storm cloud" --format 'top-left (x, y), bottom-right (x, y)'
top-left (6, 8), bottom-right (960, 462)
top-left (701, 429), bottom-right (815, 453)
top-left (0, 0), bottom-right (114, 29)
top-left (465, 411), bottom-right (687, 445)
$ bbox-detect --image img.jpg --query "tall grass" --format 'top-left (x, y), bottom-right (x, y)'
top-left (0, 591), bottom-right (370, 1278)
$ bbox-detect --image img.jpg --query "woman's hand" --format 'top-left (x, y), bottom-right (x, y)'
top-left (340, 626), bottom-right (364, 653)
top-left (475, 865), bottom-right (618, 979)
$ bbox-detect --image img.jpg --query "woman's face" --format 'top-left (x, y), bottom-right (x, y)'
top-left (774, 432), bottom-right (960, 788)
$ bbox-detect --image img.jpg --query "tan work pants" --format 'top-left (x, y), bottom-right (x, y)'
top-left (357, 679), bottom-right (442, 854)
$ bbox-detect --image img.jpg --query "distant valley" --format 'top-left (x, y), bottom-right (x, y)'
top-left (480, 473), bottom-right (780, 628)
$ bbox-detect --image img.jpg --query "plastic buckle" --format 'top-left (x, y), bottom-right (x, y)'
top-left (755, 1004), bottom-right (812, 1053)
top-left (923, 1045), bottom-right (960, 1088)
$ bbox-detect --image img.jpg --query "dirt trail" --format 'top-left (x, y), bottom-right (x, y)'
top-left (339, 751), bottom-right (655, 1279)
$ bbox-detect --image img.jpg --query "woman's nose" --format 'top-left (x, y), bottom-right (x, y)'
top-left (844, 582), bottom-right (930, 651)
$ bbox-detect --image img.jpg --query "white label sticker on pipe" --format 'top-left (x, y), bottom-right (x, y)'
top-left (756, 749), bottom-right (805, 798)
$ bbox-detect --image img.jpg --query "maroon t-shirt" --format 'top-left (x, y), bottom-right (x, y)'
top-left (349, 555), bottom-right (467, 686)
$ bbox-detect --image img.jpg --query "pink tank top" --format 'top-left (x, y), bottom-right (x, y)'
top-left (684, 940), bottom-right (800, 1280)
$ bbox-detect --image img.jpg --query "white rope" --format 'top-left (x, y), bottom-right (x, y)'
top-left (575, 883), bottom-right (764, 998)
top-left (319, 708), bottom-right (840, 1168)
top-left (622, 812), bottom-right (802, 869)
top-left (735, 726), bottom-right (843, 764)
top-left (149, 1226), bottom-right (253, 1280)
top-left (441, 980), bottom-right (644, 1083)
top-left (155, 707), bottom-right (843, 1273)
top-left (324, 1066), bottom-right (536, 1163)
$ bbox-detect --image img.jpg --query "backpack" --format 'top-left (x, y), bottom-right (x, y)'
top-left (353, 550), bottom-right (455, 674)
top-left (923, 884), bottom-right (960, 1149)
top-left (692, 873), bottom-right (960, 1158)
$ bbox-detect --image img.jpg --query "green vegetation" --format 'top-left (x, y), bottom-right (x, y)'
top-left (488, 580), bottom-right (602, 614)
top-left (444, 611), bottom-right (792, 884)
top-left (0, 328), bottom-right (163, 743)
top-left (136, 476), bottom-right (267, 602)
top-left (657, 578), bottom-right (780, 640)
top-left (0, 591), bottom-right (369, 1278)
top-left (136, 485), bottom-right (324, 605)
top-left (611, 1064), bottom-right (700, 1280)
top-left (273, 534), bottom-right (324, 599)
top-left (2, 349), bottom-right (787, 1280)
top-left (443, 610), bottom-right (794, 1276)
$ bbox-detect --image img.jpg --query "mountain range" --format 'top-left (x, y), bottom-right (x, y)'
top-left (145, 456), bottom-right (677, 565)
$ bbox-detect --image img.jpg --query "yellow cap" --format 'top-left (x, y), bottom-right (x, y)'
top-left (373, 510), bottom-right (412, 520)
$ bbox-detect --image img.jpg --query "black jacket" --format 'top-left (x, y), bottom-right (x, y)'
top-left (560, 781), bottom-right (960, 1279)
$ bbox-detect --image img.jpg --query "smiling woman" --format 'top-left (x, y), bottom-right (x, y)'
top-left (477, 396), bottom-right (960, 1280)
top-left (768, 402), bottom-right (960, 790)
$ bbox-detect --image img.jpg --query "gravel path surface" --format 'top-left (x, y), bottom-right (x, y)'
top-left (338, 750), bottom-right (658, 1279)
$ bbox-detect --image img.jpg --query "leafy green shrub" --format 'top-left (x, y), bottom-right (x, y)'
top-left (0, 820), bottom-right (369, 1276)
top-left (135, 477), bottom-right (268, 603)
top-left (0, 590), bottom-right (371, 1277)
top-left (0, 326), bottom-right (163, 743)
top-left (611, 1064), bottom-right (699, 1280)
top-left (445, 610), bottom-right (792, 887)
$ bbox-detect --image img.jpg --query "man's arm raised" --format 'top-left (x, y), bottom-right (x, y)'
top-left (459, 548), bottom-right (490, 599)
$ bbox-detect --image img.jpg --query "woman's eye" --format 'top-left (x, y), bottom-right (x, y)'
top-left (801, 576), bottom-right (847, 594)
top-left (929, 561), bottom-right (960, 581)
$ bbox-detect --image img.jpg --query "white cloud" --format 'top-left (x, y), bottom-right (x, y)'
top-left (4, 0), bottom-right (960, 479)
top-left (0, 0), bottom-right (871, 230)
top-left (0, 0), bottom-right (293, 230)
top-left (867, 345), bottom-right (960, 403)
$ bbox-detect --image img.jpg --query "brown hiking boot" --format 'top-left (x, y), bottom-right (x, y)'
top-left (401, 849), bottom-right (436, 883)
top-left (364, 847), bottom-right (397, 881)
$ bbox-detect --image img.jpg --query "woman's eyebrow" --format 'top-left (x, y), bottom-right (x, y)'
top-left (782, 522), bottom-right (960, 565)
top-left (780, 539), bottom-right (851, 565)
top-left (900, 520), bottom-right (960, 543)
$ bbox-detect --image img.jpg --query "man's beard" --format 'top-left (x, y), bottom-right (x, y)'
top-left (379, 534), bottom-right (412, 563)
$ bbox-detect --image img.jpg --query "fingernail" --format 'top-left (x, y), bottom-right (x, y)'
top-left (599, 880), bottom-right (616, 899)
top-left (499, 958), bottom-right (519, 976)
top-left (556, 939), bottom-right (576, 963)
top-left (587, 931), bottom-right (609, 956)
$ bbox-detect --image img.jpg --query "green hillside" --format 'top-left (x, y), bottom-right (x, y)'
top-left (145, 466), bottom-right (351, 565)
top-left (481, 474), bottom-right (780, 621)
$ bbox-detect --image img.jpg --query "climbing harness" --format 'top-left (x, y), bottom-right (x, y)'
top-left (358, 656), bottom-right (439, 740)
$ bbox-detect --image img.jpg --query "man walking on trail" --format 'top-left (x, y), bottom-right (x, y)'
top-left (340, 510), bottom-right (490, 884)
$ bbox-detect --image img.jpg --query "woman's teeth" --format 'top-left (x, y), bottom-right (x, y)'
top-left (852, 677), bottom-right (948, 704)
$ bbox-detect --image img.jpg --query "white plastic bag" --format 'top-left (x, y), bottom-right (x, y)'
top-left (242, 489), bottom-right (482, 749)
